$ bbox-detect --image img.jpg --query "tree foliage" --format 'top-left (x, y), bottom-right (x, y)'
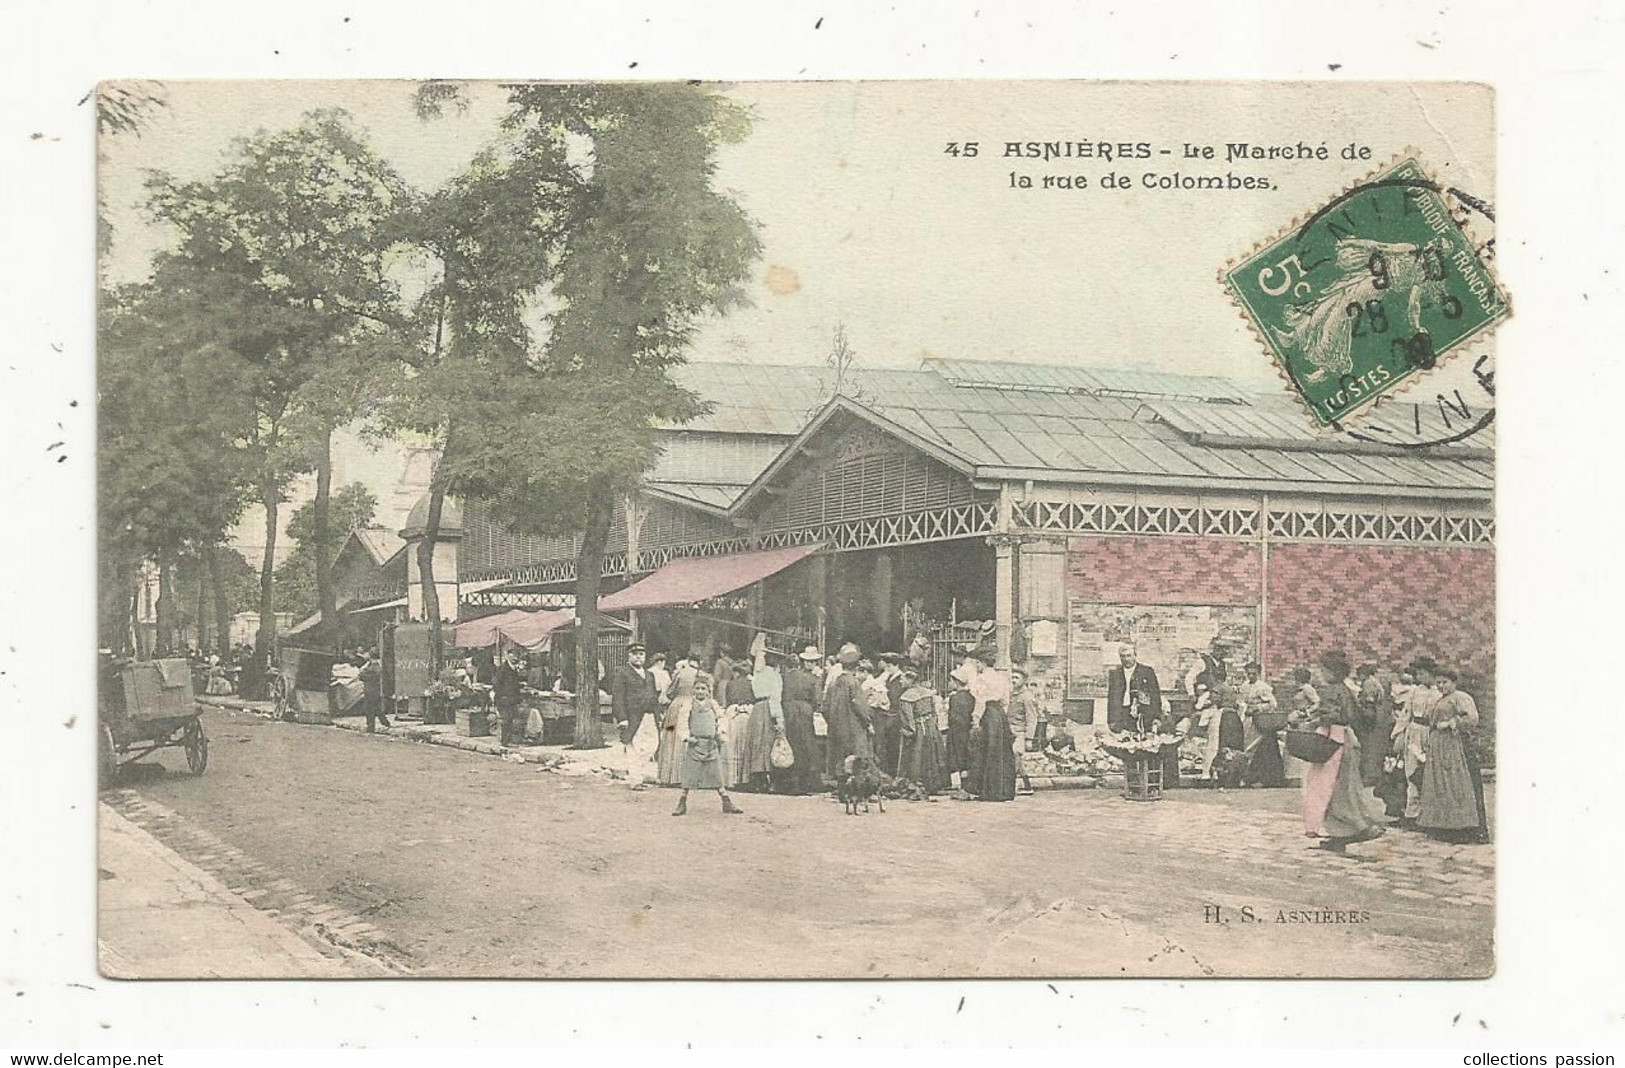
top-left (144, 110), bottom-right (408, 670)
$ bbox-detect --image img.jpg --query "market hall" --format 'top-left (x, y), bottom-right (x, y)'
top-left (358, 355), bottom-right (1493, 735)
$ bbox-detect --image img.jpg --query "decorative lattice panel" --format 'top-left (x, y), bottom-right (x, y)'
top-left (1014, 499), bottom-right (1488, 546)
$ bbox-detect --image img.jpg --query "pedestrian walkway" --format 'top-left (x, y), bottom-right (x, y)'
top-left (98, 803), bottom-right (363, 978)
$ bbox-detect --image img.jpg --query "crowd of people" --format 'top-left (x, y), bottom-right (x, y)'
top-left (304, 625), bottom-right (1490, 843)
top-left (1106, 641), bottom-right (1491, 849)
top-left (597, 634), bottom-right (1053, 816)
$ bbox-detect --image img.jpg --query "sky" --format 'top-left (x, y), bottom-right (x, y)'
top-left (99, 79), bottom-right (1496, 394)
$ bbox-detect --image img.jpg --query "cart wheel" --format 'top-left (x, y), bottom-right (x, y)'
top-left (184, 720), bottom-right (209, 775)
top-left (99, 725), bottom-right (118, 787)
top-left (271, 674), bottom-right (291, 721)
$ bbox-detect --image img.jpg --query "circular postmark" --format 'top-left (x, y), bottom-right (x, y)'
top-left (1223, 154), bottom-right (1507, 447)
top-left (1295, 172), bottom-right (1500, 449)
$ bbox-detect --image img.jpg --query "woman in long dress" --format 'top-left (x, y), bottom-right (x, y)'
top-left (968, 656), bottom-right (1019, 802)
top-left (672, 675), bottom-right (744, 817)
top-left (896, 668), bottom-right (949, 794)
top-left (656, 680), bottom-right (693, 787)
top-left (1300, 651), bottom-right (1387, 850)
top-left (1418, 668), bottom-right (1483, 840)
top-left (945, 672), bottom-right (976, 794)
top-left (776, 646), bottom-right (824, 795)
top-left (736, 646), bottom-right (784, 792)
top-left (1237, 662), bottom-right (1285, 787)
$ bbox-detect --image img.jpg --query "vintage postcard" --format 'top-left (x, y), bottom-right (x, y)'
top-left (96, 79), bottom-right (1498, 979)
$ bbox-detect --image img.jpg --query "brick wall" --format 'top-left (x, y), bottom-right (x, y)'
top-left (1263, 543), bottom-right (1495, 680)
top-left (1065, 535), bottom-right (1261, 606)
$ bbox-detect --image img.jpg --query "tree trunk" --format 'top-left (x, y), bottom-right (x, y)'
top-left (417, 425), bottom-right (455, 679)
top-left (128, 567), bottom-right (146, 660)
top-left (313, 423), bottom-right (338, 649)
top-left (249, 477), bottom-right (280, 700)
top-left (207, 543), bottom-right (232, 661)
top-left (155, 552), bottom-right (177, 656)
top-left (194, 558), bottom-right (209, 653)
top-left (571, 486), bottom-right (614, 749)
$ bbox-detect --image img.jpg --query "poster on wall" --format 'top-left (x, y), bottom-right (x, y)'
top-left (1066, 601), bottom-right (1259, 700)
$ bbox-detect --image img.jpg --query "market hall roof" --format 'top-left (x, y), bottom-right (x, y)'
top-left (646, 358), bottom-right (1284, 512)
top-left (713, 362), bottom-right (1493, 509)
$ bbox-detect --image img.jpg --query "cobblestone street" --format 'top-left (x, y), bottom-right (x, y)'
top-left (99, 705), bottom-right (1493, 979)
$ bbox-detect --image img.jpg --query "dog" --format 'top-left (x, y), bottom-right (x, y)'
top-left (836, 754), bottom-right (885, 815)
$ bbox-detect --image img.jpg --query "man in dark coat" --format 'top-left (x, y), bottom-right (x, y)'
top-left (494, 649), bottom-right (527, 746)
top-left (1106, 643), bottom-right (1163, 732)
top-left (360, 649), bottom-right (389, 733)
top-left (1105, 642), bottom-right (1176, 787)
top-left (612, 643), bottom-right (660, 748)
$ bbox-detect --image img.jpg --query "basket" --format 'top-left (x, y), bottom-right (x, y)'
top-left (1252, 711), bottom-right (1290, 733)
top-left (1284, 729), bottom-right (1343, 764)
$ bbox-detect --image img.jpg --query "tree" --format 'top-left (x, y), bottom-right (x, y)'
top-left (98, 278), bottom-right (257, 655)
top-left (146, 110), bottom-right (406, 689)
top-left (382, 113), bottom-right (565, 670)
top-left (274, 482), bottom-right (380, 621)
top-left (453, 84), bottom-right (761, 747)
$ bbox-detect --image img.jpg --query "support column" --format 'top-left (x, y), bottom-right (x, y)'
top-left (990, 535), bottom-right (1019, 668)
top-left (988, 484), bottom-right (1019, 668)
top-left (1259, 491), bottom-right (1271, 674)
top-left (624, 492), bottom-right (645, 641)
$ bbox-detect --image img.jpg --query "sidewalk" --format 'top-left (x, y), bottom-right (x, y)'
top-left (98, 803), bottom-right (363, 978)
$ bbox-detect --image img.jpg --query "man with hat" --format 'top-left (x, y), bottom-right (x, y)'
top-left (873, 651), bottom-right (909, 776)
top-left (824, 642), bottom-right (875, 777)
top-left (612, 642), bottom-right (660, 755)
top-left (494, 647), bottom-right (528, 747)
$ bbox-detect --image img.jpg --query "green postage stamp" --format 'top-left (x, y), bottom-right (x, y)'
top-left (1224, 156), bottom-right (1509, 428)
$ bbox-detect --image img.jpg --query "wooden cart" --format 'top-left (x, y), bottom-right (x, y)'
top-left (99, 657), bottom-right (208, 784)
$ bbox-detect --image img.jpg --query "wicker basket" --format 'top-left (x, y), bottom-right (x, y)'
top-left (1284, 729), bottom-right (1343, 764)
top-left (1252, 711), bottom-right (1290, 733)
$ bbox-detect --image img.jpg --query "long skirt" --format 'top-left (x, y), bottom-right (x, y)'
top-left (1419, 727), bottom-right (1479, 831)
top-left (775, 700), bottom-right (821, 794)
top-left (681, 736), bottom-right (724, 790)
top-left (945, 712), bottom-right (973, 774)
top-left (826, 710), bottom-right (874, 777)
top-left (1354, 719), bottom-right (1391, 787)
top-left (655, 722), bottom-right (684, 786)
top-left (898, 722), bottom-right (950, 794)
top-left (736, 698), bottom-right (777, 781)
top-left (971, 703), bottom-right (1018, 802)
top-left (723, 708), bottom-right (750, 787)
top-left (627, 711), bottom-right (660, 776)
top-left (1301, 725), bottom-right (1385, 838)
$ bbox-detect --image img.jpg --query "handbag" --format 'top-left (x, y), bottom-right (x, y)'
top-left (770, 735), bottom-right (795, 769)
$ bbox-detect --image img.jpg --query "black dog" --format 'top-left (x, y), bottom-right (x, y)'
top-left (836, 754), bottom-right (885, 815)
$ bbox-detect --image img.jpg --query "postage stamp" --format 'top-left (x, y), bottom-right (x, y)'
top-left (1223, 156), bottom-right (1509, 428)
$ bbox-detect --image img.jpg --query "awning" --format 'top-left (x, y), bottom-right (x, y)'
top-left (452, 608), bottom-right (534, 649)
top-left (495, 608), bottom-right (577, 650)
top-left (598, 544), bottom-right (820, 613)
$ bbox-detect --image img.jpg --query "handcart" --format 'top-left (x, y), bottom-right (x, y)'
top-left (99, 656), bottom-right (208, 783)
